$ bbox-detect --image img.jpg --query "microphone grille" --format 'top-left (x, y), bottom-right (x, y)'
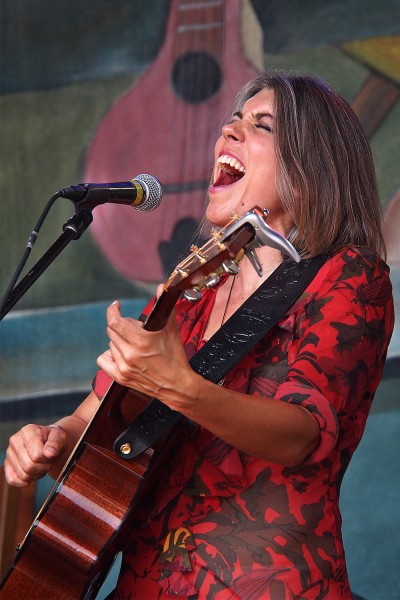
top-left (135, 174), bottom-right (164, 212)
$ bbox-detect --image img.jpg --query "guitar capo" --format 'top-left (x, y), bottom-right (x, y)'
top-left (219, 207), bottom-right (300, 276)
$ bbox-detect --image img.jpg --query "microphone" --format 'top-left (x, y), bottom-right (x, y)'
top-left (58, 173), bottom-right (164, 212)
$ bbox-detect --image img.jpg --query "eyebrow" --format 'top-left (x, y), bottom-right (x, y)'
top-left (233, 110), bottom-right (275, 120)
top-left (255, 112), bottom-right (275, 120)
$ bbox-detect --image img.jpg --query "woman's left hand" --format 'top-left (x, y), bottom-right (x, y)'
top-left (97, 300), bottom-right (320, 466)
top-left (96, 299), bottom-right (195, 408)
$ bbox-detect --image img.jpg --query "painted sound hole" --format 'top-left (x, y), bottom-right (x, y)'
top-left (171, 51), bottom-right (222, 103)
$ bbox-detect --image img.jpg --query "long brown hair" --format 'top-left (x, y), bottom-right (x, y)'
top-left (233, 71), bottom-right (386, 258)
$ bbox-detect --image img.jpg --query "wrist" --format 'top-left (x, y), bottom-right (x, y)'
top-left (158, 369), bottom-right (205, 418)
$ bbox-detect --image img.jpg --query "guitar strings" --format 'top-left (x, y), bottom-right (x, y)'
top-left (221, 273), bottom-right (237, 326)
top-left (169, 1), bottom-right (224, 225)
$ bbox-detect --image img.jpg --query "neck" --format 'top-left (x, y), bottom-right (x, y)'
top-left (220, 246), bottom-right (283, 321)
top-left (203, 246), bottom-right (285, 341)
top-left (235, 246), bottom-right (284, 293)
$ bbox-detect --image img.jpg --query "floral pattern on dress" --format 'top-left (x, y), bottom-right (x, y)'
top-left (94, 246), bottom-right (394, 599)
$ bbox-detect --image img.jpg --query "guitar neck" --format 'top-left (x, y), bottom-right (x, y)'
top-left (143, 287), bottom-right (182, 332)
top-left (172, 0), bottom-right (224, 55)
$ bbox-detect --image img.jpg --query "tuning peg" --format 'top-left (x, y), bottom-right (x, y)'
top-left (203, 274), bottom-right (221, 288)
top-left (222, 259), bottom-right (240, 275)
top-left (183, 288), bottom-right (203, 302)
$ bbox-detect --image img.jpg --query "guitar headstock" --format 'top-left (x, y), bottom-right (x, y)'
top-left (165, 205), bottom-right (300, 296)
top-left (143, 206), bottom-right (299, 331)
top-left (143, 211), bottom-right (256, 331)
top-left (164, 214), bottom-right (254, 296)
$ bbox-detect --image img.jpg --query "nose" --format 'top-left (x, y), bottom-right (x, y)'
top-left (221, 120), bottom-right (245, 142)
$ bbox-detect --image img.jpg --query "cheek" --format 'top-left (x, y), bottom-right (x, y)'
top-left (256, 163), bottom-right (278, 191)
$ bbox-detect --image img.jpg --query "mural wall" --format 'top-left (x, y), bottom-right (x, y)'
top-left (0, 1), bottom-right (399, 596)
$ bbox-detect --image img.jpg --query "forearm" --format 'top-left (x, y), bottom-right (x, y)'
top-left (47, 391), bottom-right (99, 478)
top-left (158, 371), bottom-right (320, 466)
top-left (46, 415), bottom-right (88, 478)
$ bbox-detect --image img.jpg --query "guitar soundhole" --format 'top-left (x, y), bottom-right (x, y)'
top-left (171, 51), bottom-right (222, 103)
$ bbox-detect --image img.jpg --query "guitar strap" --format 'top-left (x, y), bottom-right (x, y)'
top-left (114, 255), bottom-right (328, 459)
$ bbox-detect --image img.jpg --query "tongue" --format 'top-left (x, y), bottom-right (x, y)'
top-left (213, 171), bottom-right (242, 187)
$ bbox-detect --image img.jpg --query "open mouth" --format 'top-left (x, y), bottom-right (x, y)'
top-left (213, 154), bottom-right (246, 187)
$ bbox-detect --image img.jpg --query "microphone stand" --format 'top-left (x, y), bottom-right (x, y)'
top-left (0, 210), bottom-right (93, 321)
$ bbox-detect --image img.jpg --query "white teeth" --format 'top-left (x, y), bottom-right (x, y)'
top-left (218, 154), bottom-right (246, 175)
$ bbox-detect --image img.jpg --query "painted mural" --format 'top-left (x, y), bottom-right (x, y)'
top-left (0, 1), bottom-right (399, 596)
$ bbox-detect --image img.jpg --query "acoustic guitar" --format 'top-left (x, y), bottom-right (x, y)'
top-left (0, 209), bottom-right (268, 600)
top-left (83, 0), bottom-right (262, 282)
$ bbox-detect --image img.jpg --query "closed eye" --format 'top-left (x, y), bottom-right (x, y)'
top-left (226, 111), bottom-right (274, 132)
top-left (256, 123), bottom-right (273, 132)
top-left (254, 111), bottom-right (274, 133)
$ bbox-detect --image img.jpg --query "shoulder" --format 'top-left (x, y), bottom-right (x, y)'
top-left (309, 246), bottom-right (392, 301)
top-left (285, 246), bottom-right (393, 331)
top-left (320, 245), bottom-right (389, 276)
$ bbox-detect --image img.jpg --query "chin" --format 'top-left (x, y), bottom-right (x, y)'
top-left (205, 204), bottom-right (233, 228)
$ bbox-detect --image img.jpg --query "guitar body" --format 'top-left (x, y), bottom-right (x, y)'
top-left (0, 385), bottom-right (189, 599)
top-left (84, 0), bottom-right (261, 282)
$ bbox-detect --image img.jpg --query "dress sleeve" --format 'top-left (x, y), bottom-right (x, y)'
top-left (92, 369), bottom-right (113, 401)
top-left (274, 248), bottom-right (394, 463)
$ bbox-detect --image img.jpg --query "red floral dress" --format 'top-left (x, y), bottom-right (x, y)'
top-left (94, 247), bottom-right (394, 599)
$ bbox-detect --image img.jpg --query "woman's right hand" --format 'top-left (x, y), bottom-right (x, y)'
top-left (4, 424), bottom-right (67, 487)
top-left (3, 391), bottom-right (99, 487)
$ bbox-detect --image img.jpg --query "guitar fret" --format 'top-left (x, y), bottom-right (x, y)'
top-left (174, 0), bottom-right (224, 54)
top-left (178, 0), bottom-right (223, 10)
top-left (177, 21), bottom-right (223, 33)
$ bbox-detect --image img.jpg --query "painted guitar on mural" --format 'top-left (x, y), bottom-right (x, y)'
top-left (84, 0), bottom-right (262, 282)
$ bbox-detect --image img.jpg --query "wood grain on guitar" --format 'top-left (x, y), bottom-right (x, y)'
top-left (84, 0), bottom-right (262, 283)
